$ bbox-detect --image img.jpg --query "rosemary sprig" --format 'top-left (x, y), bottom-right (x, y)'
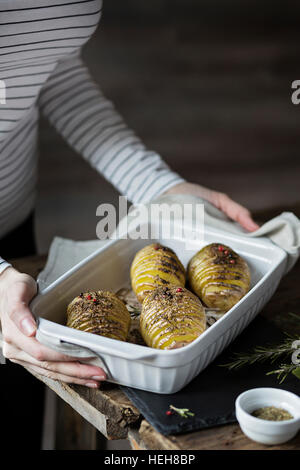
top-left (126, 304), bottom-right (141, 318)
top-left (221, 335), bottom-right (297, 371)
top-left (267, 364), bottom-right (300, 384)
top-left (292, 367), bottom-right (300, 379)
top-left (287, 311), bottom-right (300, 322)
top-left (169, 405), bottom-right (195, 418)
top-left (221, 332), bottom-right (300, 383)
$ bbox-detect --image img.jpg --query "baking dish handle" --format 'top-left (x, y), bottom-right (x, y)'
top-left (36, 328), bottom-right (156, 363)
top-left (36, 329), bottom-right (110, 375)
top-left (36, 329), bottom-right (97, 358)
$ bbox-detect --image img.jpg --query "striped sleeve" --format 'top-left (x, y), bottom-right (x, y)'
top-left (39, 53), bottom-right (184, 204)
top-left (0, 257), bottom-right (12, 275)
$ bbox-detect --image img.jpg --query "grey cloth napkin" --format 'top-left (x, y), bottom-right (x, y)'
top-left (152, 194), bottom-right (300, 273)
top-left (37, 194), bottom-right (300, 289)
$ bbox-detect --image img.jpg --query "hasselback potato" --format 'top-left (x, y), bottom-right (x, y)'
top-left (140, 286), bottom-right (206, 350)
top-left (130, 243), bottom-right (186, 303)
top-left (188, 243), bottom-right (250, 312)
top-left (67, 290), bottom-right (131, 341)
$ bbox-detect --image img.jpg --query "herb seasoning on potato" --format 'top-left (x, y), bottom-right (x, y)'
top-left (130, 243), bottom-right (186, 303)
top-left (140, 286), bottom-right (206, 350)
top-left (188, 243), bottom-right (250, 312)
top-left (67, 290), bottom-right (131, 342)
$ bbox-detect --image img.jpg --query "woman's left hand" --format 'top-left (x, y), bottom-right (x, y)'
top-left (164, 182), bottom-right (259, 232)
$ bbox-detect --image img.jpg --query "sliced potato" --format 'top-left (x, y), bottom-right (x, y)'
top-left (140, 286), bottom-right (206, 350)
top-left (188, 243), bottom-right (250, 312)
top-left (67, 290), bottom-right (131, 341)
top-left (130, 243), bottom-right (186, 303)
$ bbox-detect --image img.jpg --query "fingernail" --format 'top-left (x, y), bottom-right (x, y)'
top-left (21, 318), bottom-right (36, 336)
top-left (85, 382), bottom-right (99, 388)
top-left (91, 375), bottom-right (105, 380)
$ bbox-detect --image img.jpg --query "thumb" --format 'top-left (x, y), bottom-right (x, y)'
top-left (10, 302), bottom-right (37, 337)
top-left (8, 280), bottom-right (37, 336)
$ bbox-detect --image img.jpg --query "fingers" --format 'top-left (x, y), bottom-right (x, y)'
top-left (10, 359), bottom-right (102, 388)
top-left (4, 342), bottom-right (106, 385)
top-left (2, 316), bottom-right (81, 362)
top-left (2, 284), bottom-right (94, 363)
top-left (162, 182), bottom-right (259, 232)
top-left (1, 273), bottom-right (106, 387)
top-left (236, 210), bottom-right (260, 232)
top-left (214, 193), bottom-right (259, 232)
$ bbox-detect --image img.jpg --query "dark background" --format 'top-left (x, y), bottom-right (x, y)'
top-left (37, 0), bottom-right (300, 253)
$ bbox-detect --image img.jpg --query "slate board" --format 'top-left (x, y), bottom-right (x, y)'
top-left (121, 316), bottom-right (299, 435)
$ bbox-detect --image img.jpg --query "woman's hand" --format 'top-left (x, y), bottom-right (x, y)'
top-left (0, 267), bottom-right (106, 387)
top-left (164, 182), bottom-right (259, 232)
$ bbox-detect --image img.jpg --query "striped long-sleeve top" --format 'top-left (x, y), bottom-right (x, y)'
top-left (0, 0), bottom-right (184, 273)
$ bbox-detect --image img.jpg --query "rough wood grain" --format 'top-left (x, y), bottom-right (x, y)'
top-left (138, 421), bottom-right (300, 451)
top-left (55, 395), bottom-right (98, 450)
top-left (20, 366), bottom-right (140, 440)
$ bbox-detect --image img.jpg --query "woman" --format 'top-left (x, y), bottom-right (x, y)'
top-left (0, 0), bottom-right (258, 442)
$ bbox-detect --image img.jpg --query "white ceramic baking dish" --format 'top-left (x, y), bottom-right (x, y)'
top-left (31, 222), bottom-right (287, 394)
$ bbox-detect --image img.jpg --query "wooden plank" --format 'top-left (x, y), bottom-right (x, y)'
top-left (128, 429), bottom-right (148, 450)
top-left (26, 367), bottom-right (140, 440)
top-left (55, 394), bottom-right (98, 450)
top-left (138, 420), bottom-right (300, 451)
top-left (41, 388), bottom-right (57, 450)
top-left (14, 364), bottom-right (139, 440)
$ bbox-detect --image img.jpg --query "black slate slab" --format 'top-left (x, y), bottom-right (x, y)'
top-left (121, 316), bottom-right (299, 435)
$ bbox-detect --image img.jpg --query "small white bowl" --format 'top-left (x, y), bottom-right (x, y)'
top-left (235, 388), bottom-right (300, 445)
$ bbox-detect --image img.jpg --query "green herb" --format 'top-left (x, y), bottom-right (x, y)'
top-left (251, 406), bottom-right (293, 421)
top-left (267, 364), bottom-right (300, 383)
top-left (287, 312), bottom-right (300, 322)
top-left (126, 304), bottom-right (141, 318)
top-left (221, 332), bottom-right (300, 383)
top-left (169, 405), bottom-right (195, 418)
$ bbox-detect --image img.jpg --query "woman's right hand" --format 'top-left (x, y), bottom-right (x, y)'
top-left (0, 267), bottom-right (106, 387)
